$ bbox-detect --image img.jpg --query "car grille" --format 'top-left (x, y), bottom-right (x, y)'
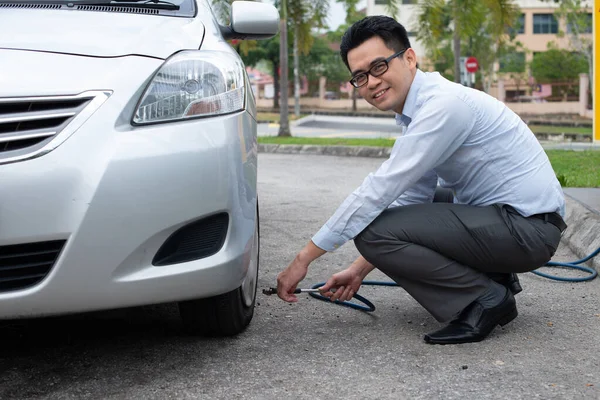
top-left (0, 240), bottom-right (66, 293)
top-left (0, 93), bottom-right (97, 163)
top-left (153, 213), bottom-right (229, 266)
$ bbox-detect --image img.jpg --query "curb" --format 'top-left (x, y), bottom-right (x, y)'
top-left (563, 195), bottom-right (600, 271)
top-left (259, 143), bottom-right (392, 158)
top-left (259, 144), bottom-right (600, 271)
top-left (258, 109), bottom-right (593, 127)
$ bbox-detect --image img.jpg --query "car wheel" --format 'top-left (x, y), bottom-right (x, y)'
top-left (178, 204), bottom-right (259, 337)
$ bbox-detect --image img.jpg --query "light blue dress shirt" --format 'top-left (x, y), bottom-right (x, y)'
top-left (312, 70), bottom-right (566, 252)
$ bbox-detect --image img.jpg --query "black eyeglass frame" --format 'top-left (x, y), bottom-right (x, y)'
top-left (348, 48), bottom-right (408, 88)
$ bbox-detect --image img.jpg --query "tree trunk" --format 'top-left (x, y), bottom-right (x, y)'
top-left (586, 51), bottom-right (593, 104)
top-left (278, 0), bottom-right (291, 137)
top-left (272, 61), bottom-right (280, 110)
top-left (293, 26), bottom-right (301, 117)
top-left (453, 28), bottom-right (461, 84)
top-left (352, 88), bottom-right (357, 111)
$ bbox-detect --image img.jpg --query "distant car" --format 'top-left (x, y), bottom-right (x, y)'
top-left (0, 0), bottom-right (278, 336)
top-left (512, 95), bottom-right (548, 103)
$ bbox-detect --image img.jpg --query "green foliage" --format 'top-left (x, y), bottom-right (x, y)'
top-left (428, 43), bottom-right (455, 81)
top-left (416, 0), bottom-right (521, 89)
top-left (237, 37), bottom-right (280, 68)
top-left (555, 0), bottom-right (593, 37)
top-left (300, 37), bottom-right (349, 91)
top-left (530, 48), bottom-right (588, 83)
top-left (553, 0), bottom-right (594, 101)
top-left (556, 174), bottom-right (569, 187)
top-left (498, 45), bottom-right (526, 73)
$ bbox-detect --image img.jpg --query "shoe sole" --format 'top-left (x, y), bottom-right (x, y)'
top-left (498, 307), bottom-right (518, 326)
top-left (424, 308), bottom-right (519, 345)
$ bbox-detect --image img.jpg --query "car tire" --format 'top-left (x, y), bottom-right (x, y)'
top-left (178, 204), bottom-right (259, 337)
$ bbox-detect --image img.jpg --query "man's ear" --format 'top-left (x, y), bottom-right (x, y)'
top-left (405, 48), bottom-right (418, 69)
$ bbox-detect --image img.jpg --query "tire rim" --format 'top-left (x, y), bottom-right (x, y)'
top-left (241, 220), bottom-right (259, 307)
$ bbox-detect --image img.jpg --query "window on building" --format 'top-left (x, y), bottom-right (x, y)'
top-left (499, 52), bottom-right (526, 73)
top-left (533, 14), bottom-right (558, 34)
top-left (374, 0), bottom-right (387, 4)
top-left (567, 13), bottom-right (593, 34)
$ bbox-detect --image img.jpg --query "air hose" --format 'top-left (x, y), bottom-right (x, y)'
top-left (307, 247), bottom-right (600, 312)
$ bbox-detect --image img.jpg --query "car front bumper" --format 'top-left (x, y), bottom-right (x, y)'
top-left (0, 50), bottom-right (258, 319)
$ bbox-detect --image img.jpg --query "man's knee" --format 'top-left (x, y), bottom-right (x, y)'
top-left (353, 216), bottom-right (394, 262)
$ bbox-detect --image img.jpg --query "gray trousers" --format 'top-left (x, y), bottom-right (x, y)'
top-left (354, 188), bottom-right (564, 322)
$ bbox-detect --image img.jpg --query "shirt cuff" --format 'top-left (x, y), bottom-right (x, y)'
top-left (311, 224), bottom-right (348, 252)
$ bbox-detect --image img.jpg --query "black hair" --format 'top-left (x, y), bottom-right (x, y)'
top-left (340, 16), bottom-right (412, 71)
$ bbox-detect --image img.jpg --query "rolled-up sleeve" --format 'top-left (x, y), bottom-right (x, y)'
top-left (311, 95), bottom-right (476, 252)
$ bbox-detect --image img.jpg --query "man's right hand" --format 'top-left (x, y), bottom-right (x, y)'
top-left (277, 241), bottom-right (327, 302)
top-left (276, 257), bottom-right (309, 303)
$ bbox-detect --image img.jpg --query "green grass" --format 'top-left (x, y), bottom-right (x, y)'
top-left (258, 136), bottom-right (395, 147)
top-left (258, 136), bottom-right (600, 187)
top-left (530, 125), bottom-right (592, 135)
top-left (545, 150), bottom-right (600, 187)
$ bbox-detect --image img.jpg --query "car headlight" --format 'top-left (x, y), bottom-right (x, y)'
top-left (132, 51), bottom-right (245, 125)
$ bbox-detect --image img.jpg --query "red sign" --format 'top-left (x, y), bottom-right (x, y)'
top-left (465, 57), bottom-right (479, 73)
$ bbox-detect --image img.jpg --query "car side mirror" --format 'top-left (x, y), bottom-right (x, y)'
top-left (220, 0), bottom-right (279, 40)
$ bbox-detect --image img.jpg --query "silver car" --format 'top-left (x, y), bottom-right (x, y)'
top-left (0, 0), bottom-right (278, 336)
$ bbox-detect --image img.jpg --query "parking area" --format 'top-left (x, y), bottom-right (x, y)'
top-left (0, 153), bottom-right (598, 399)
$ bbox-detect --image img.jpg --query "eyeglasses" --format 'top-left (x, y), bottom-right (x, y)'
top-left (349, 48), bottom-right (408, 88)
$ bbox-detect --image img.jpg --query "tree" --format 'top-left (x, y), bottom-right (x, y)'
top-left (416, 0), bottom-right (520, 84)
top-left (236, 37), bottom-right (282, 109)
top-left (299, 36), bottom-right (349, 92)
top-left (497, 41), bottom-right (529, 98)
top-left (530, 46), bottom-right (588, 100)
top-left (329, 2), bottom-right (367, 111)
top-left (216, 0), bottom-right (376, 135)
top-left (288, 1), bottom-right (329, 116)
top-left (554, 0), bottom-right (594, 102)
top-left (278, 0), bottom-right (291, 136)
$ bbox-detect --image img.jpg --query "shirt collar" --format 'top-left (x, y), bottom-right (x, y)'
top-left (394, 69), bottom-right (426, 127)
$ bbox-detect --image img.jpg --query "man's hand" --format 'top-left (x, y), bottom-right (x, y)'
top-left (276, 257), bottom-right (309, 302)
top-left (319, 256), bottom-right (376, 302)
top-left (277, 241), bottom-right (327, 302)
top-left (319, 267), bottom-right (364, 302)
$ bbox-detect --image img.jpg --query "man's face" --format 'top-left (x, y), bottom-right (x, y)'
top-left (347, 36), bottom-right (417, 114)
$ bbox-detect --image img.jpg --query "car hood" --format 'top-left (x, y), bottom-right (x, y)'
top-left (0, 9), bottom-right (205, 59)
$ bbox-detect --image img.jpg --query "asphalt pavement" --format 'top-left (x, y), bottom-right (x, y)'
top-left (0, 153), bottom-right (598, 400)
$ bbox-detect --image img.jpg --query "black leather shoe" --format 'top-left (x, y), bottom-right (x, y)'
top-left (423, 290), bottom-right (518, 345)
top-left (487, 272), bottom-right (522, 295)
